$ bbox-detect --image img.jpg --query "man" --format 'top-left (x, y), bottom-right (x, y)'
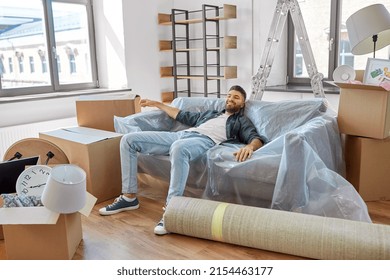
top-left (99, 85), bottom-right (267, 235)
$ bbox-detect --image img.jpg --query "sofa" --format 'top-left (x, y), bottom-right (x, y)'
top-left (114, 97), bottom-right (371, 223)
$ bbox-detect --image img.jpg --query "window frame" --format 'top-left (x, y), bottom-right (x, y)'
top-left (287, 0), bottom-right (340, 85)
top-left (0, 0), bottom-right (98, 97)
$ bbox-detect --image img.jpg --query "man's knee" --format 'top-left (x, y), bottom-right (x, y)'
top-left (120, 133), bottom-right (139, 151)
top-left (169, 140), bottom-right (190, 157)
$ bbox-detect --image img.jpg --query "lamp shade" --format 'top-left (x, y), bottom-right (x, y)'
top-left (346, 4), bottom-right (390, 55)
top-left (41, 164), bottom-right (87, 214)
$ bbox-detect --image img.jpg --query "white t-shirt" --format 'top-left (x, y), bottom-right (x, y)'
top-left (186, 113), bottom-right (229, 145)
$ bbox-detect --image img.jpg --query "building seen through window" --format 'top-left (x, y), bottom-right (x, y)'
top-left (0, 0), bottom-right (97, 95)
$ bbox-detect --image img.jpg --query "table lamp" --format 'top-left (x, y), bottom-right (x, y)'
top-left (41, 164), bottom-right (87, 214)
top-left (346, 4), bottom-right (390, 57)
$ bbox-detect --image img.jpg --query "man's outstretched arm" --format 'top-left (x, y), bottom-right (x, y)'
top-left (140, 99), bottom-right (180, 119)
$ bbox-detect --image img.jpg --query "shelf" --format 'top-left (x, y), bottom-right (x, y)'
top-left (160, 66), bottom-right (237, 80)
top-left (159, 36), bottom-right (237, 51)
top-left (160, 66), bottom-right (173, 78)
top-left (158, 4), bottom-right (236, 25)
top-left (161, 91), bottom-right (174, 103)
top-left (158, 3), bottom-right (237, 98)
top-left (159, 40), bottom-right (172, 51)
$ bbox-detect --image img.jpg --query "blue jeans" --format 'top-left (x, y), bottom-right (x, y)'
top-left (120, 131), bottom-right (215, 205)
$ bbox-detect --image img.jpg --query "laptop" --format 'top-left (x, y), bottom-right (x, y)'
top-left (0, 156), bottom-right (40, 194)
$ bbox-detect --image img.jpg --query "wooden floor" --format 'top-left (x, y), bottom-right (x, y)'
top-left (1, 182), bottom-right (390, 260)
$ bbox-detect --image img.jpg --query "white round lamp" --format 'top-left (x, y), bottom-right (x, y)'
top-left (41, 164), bottom-right (87, 214)
top-left (332, 65), bottom-right (356, 82)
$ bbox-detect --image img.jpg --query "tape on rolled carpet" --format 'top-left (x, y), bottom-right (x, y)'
top-left (164, 197), bottom-right (390, 260)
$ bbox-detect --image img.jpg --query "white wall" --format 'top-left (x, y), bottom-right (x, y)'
top-left (0, 96), bottom-right (78, 128)
top-left (94, 0), bottom-right (127, 89)
top-left (122, 0), bottom-right (171, 101)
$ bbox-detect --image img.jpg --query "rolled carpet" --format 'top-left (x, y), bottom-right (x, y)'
top-left (164, 197), bottom-right (390, 260)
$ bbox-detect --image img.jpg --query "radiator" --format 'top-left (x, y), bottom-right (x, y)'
top-left (0, 118), bottom-right (77, 161)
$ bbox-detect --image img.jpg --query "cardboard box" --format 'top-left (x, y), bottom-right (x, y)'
top-left (76, 93), bottom-right (141, 132)
top-left (40, 127), bottom-right (123, 203)
top-left (0, 193), bottom-right (96, 260)
top-left (335, 75), bottom-right (390, 139)
top-left (344, 135), bottom-right (390, 201)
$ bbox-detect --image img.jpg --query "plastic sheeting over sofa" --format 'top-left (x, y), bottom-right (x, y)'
top-left (114, 97), bottom-right (371, 223)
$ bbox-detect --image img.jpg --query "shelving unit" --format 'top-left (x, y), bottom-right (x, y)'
top-left (158, 4), bottom-right (237, 100)
top-left (160, 65), bottom-right (237, 80)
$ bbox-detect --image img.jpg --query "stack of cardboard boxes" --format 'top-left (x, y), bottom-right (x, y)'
top-left (40, 92), bottom-right (141, 204)
top-left (0, 91), bottom-right (141, 259)
top-left (336, 71), bottom-right (390, 201)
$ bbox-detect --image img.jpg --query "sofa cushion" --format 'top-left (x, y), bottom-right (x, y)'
top-left (171, 97), bottom-right (226, 112)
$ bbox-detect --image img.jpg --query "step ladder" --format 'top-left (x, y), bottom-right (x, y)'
top-left (251, 0), bottom-right (325, 100)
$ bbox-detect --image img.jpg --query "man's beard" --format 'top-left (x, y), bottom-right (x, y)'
top-left (225, 102), bottom-right (242, 114)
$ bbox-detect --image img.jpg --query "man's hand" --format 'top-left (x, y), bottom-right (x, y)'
top-left (140, 99), bottom-right (160, 108)
top-left (233, 146), bottom-right (254, 162)
top-left (233, 139), bottom-right (263, 162)
top-left (139, 98), bottom-right (180, 119)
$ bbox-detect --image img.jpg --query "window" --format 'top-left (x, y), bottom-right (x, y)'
top-left (57, 55), bottom-right (61, 73)
top-left (0, 0), bottom-right (97, 96)
top-left (69, 53), bottom-right (76, 74)
top-left (17, 53), bottom-right (24, 73)
top-left (0, 55), bottom-right (4, 77)
top-left (339, 39), bottom-right (353, 66)
top-left (41, 56), bottom-right (48, 73)
top-left (29, 56), bottom-right (35, 73)
top-left (8, 57), bottom-right (13, 73)
top-left (288, 0), bottom-right (390, 85)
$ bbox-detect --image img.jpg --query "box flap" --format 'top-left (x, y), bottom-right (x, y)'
top-left (41, 129), bottom-right (104, 144)
top-left (77, 92), bottom-right (139, 101)
top-left (0, 192), bottom-right (96, 225)
top-left (64, 126), bottom-right (122, 138)
top-left (79, 192), bottom-right (97, 217)
top-left (333, 81), bottom-right (389, 92)
top-left (40, 127), bottom-right (122, 145)
top-left (0, 207), bottom-right (60, 225)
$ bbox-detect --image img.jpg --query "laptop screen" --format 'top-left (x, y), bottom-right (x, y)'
top-left (0, 156), bottom-right (40, 194)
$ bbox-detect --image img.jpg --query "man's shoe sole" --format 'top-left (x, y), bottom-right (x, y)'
top-left (154, 226), bottom-right (169, 235)
top-left (154, 230), bottom-right (169, 236)
top-left (99, 204), bottom-right (139, 216)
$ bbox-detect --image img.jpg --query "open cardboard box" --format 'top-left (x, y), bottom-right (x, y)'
top-left (76, 92), bottom-right (141, 132)
top-left (0, 193), bottom-right (97, 260)
top-left (334, 70), bottom-right (390, 139)
top-left (40, 127), bottom-right (123, 203)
